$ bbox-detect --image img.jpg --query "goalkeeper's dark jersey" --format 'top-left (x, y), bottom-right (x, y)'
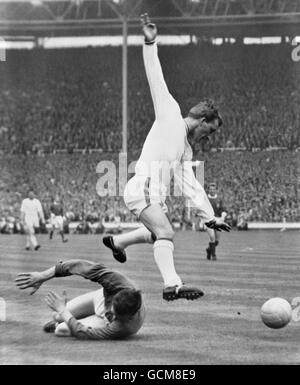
top-left (208, 194), bottom-right (226, 217)
top-left (55, 260), bottom-right (145, 340)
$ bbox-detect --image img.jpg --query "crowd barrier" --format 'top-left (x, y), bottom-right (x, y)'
top-left (46, 221), bottom-right (300, 231)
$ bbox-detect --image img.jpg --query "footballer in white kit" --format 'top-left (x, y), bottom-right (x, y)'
top-left (103, 14), bottom-right (231, 301)
top-left (21, 189), bottom-right (45, 250)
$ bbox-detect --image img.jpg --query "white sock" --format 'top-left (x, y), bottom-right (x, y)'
top-left (113, 227), bottom-right (154, 249)
top-left (153, 240), bottom-right (182, 288)
top-left (26, 235), bottom-right (31, 248)
top-left (30, 234), bottom-right (38, 248)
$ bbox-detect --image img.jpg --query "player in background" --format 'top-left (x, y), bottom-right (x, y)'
top-left (103, 14), bottom-right (231, 302)
top-left (205, 183), bottom-right (227, 261)
top-left (15, 259), bottom-right (145, 340)
top-left (49, 195), bottom-right (68, 243)
top-left (21, 189), bottom-right (45, 251)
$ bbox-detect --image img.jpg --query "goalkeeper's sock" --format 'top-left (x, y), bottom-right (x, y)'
top-left (206, 245), bottom-right (211, 260)
top-left (209, 242), bottom-right (216, 259)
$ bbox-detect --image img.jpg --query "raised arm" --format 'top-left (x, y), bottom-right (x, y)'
top-left (55, 259), bottom-right (135, 295)
top-left (141, 13), bottom-right (179, 119)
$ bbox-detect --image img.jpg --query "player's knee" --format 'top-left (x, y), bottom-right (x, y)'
top-left (207, 230), bottom-right (215, 242)
top-left (55, 323), bottom-right (71, 337)
top-left (209, 234), bottom-right (215, 242)
top-left (155, 227), bottom-right (175, 241)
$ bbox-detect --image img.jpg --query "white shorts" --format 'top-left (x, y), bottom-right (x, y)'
top-left (124, 175), bottom-right (168, 218)
top-left (25, 217), bottom-right (39, 230)
top-left (50, 215), bottom-right (64, 229)
top-left (93, 288), bottom-right (106, 318)
top-left (55, 289), bottom-right (107, 335)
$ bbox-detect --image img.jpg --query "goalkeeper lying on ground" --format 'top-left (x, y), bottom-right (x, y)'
top-left (15, 259), bottom-right (145, 340)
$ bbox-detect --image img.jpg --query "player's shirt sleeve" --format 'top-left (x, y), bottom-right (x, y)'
top-left (219, 200), bottom-right (227, 218)
top-left (65, 306), bottom-right (146, 340)
top-left (20, 200), bottom-right (25, 214)
top-left (55, 259), bottom-right (136, 295)
top-left (66, 316), bottom-right (125, 340)
top-left (209, 197), bottom-right (227, 218)
top-left (36, 199), bottom-right (45, 221)
top-left (174, 162), bottom-right (215, 223)
top-left (143, 43), bottom-right (180, 120)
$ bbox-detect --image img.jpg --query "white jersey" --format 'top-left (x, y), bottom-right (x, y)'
top-left (21, 198), bottom-right (44, 224)
top-left (136, 43), bottom-right (187, 178)
top-left (133, 43), bottom-right (214, 223)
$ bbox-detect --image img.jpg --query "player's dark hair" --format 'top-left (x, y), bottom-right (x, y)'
top-left (113, 289), bottom-right (142, 318)
top-left (188, 99), bottom-right (223, 126)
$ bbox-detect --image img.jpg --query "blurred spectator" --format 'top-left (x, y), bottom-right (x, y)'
top-left (0, 217), bottom-right (8, 233)
top-left (237, 210), bottom-right (249, 231)
top-left (75, 220), bottom-right (93, 234)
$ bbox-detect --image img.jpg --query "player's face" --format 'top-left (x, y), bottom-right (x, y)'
top-left (209, 186), bottom-right (216, 195)
top-left (28, 191), bottom-right (35, 200)
top-left (194, 118), bottom-right (220, 141)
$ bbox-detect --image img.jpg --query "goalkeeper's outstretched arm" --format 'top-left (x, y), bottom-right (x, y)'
top-left (15, 259), bottom-right (135, 295)
top-left (15, 259), bottom-right (95, 295)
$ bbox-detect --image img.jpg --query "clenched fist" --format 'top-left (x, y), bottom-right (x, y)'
top-left (140, 13), bottom-right (157, 44)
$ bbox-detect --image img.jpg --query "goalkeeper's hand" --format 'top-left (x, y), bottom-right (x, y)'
top-left (45, 291), bottom-right (67, 314)
top-left (141, 13), bottom-right (157, 44)
top-left (15, 272), bottom-right (44, 295)
top-left (205, 218), bottom-right (231, 232)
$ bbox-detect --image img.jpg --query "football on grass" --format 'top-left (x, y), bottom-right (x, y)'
top-left (260, 298), bottom-right (292, 329)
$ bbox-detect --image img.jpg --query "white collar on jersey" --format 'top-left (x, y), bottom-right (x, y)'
top-left (184, 121), bottom-right (190, 135)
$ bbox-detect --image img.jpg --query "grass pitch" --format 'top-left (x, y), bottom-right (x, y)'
top-left (0, 230), bottom-right (299, 365)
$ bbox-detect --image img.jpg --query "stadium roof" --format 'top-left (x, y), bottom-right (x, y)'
top-left (0, 0), bottom-right (300, 38)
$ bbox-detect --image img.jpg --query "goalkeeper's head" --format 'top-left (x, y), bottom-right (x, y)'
top-left (112, 289), bottom-right (143, 319)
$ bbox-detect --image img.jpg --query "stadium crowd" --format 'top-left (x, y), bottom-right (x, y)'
top-left (0, 43), bottom-right (300, 153)
top-left (0, 150), bottom-right (298, 231)
top-left (0, 43), bottom-right (299, 228)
